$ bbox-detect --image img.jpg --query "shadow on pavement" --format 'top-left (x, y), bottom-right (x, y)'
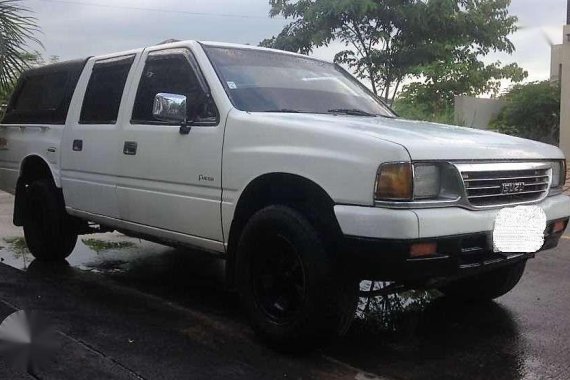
top-left (23, 246), bottom-right (527, 380)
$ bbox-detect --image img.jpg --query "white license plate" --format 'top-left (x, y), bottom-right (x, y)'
top-left (493, 205), bottom-right (547, 253)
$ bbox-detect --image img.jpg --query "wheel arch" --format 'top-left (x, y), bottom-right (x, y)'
top-left (225, 172), bottom-right (342, 286)
top-left (18, 154), bottom-right (60, 186)
top-left (13, 155), bottom-right (59, 226)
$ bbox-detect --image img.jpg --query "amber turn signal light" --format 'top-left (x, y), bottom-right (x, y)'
top-left (410, 242), bottom-right (438, 258)
top-left (553, 220), bottom-right (568, 234)
top-left (375, 162), bottom-right (413, 200)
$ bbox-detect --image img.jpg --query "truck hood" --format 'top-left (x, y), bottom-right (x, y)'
top-left (256, 113), bottom-right (564, 161)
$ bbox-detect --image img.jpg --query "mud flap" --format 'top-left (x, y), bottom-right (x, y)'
top-left (12, 177), bottom-right (26, 226)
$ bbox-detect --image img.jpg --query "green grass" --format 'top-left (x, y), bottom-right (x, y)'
top-left (4, 237), bottom-right (27, 251)
top-left (3, 237), bottom-right (30, 258)
top-left (81, 238), bottom-right (136, 253)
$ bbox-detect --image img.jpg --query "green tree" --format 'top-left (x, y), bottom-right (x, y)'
top-left (393, 59), bottom-right (526, 123)
top-left (0, 0), bottom-right (41, 94)
top-left (489, 81), bottom-right (560, 145)
top-left (262, 0), bottom-right (525, 107)
top-left (392, 87), bottom-right (456, 124)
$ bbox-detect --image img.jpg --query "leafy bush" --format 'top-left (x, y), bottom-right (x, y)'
top-left (392, 85), bottom-right (455, 125)
top-left (490, 81), bottom-right (560, 145)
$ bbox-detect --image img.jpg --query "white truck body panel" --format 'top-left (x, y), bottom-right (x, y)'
top-left (0, 125), bottom-right (64, 193)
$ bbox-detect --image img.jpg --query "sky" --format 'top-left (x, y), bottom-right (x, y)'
top-left (23, 0), bottom-right (569, 87)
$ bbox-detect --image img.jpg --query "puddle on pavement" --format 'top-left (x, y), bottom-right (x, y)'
top-left (0, 231), bottom-right (442, 331)
top-left (356, 282), bottom-right (440, 334)
top-left (0, 232), bottom-right (530, 377)
top-left (0, 233), bottom-right (151, 273)
top-left (0, 232), bottom-right (233, 316)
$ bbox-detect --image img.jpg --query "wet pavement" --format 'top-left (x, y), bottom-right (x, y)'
top-left (0, 191), bottom-right (569, 379)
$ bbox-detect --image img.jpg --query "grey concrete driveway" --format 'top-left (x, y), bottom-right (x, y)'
top-left (0, 192), bottom-right (568, 379)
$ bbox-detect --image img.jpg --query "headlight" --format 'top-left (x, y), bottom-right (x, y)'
top-left (414, 164), bottom-right (441, 199)
top-left (375, 162), bottom-right (461, 201)
top-left (551, 160), bottom-right (567, 188)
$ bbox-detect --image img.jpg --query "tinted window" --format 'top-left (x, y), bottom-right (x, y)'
top-left (14, 72), bottom-right (68, 112)
top-left (79, 55), bottom-right (134, 124)
top-left (2, 59), bottom-right (88, 125)
top-left (132, 50), bottom-right (216, 124)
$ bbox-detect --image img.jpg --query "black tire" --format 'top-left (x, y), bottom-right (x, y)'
top-left (22, 179), bottom-right (78, 261)
top-left (236, 205), bottom-right (358, 351)
top-left (439, 260), bottom-right (527, 301)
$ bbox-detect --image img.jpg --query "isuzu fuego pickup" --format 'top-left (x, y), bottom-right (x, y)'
top-left (0, 40), bottom-right (568, 349)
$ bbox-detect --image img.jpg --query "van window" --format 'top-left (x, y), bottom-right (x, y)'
top-left (131, 49), bottom-right (217, 124)
top-left (14, 72), bottom-right (68, 112)
top-left (79, 55), bottom-right (135, 124)
top-left (2, 58), bottom-right (89, 125)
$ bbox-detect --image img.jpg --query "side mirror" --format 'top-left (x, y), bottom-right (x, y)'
top-left (153, 93), bottom-right (187, 123)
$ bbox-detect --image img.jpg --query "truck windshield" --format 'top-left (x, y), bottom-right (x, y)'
top-left (203, 46), bottom-right (395, 117)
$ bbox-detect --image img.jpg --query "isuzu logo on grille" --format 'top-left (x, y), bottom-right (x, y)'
top-left (501, 181), bottom-right (525, 194)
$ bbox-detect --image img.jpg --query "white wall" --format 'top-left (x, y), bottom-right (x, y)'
top-left (454, 96), bottom-right (506, 130)
top-left (556, 25), bottom-right (570, 159)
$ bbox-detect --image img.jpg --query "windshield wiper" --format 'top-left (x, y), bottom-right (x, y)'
top-left (261, 109), bottom-right (303, 113)
top-left (327, 108), bottom-right (377, 117)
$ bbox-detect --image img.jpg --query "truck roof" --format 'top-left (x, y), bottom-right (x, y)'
top-left (198, 40), bottom-right (325, 62)
top-left (19, 40), bottom-right (324, 79)
top-left (22, 58), bottom-right (89, 76)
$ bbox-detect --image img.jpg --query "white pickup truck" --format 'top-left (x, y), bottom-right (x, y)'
top-left (0, 40), bottom-right (568, 350)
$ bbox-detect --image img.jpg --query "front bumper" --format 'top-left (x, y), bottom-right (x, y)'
top-left (335, 194), bottom-right (570, 240)
top-left (341, 219), bottom-right (567, 282)
top-left (335, 195), bottom-right (570, 282)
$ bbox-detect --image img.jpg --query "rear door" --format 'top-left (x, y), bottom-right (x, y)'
top-left (116, 46), bottom-right (224, 246)
top-left (61, 54), bottom-right (139, 218)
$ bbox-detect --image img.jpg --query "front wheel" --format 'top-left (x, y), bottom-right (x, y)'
top-left (236, 205), bottom-right (358, 351)
top-left (439, 260), bottom-right (527, 301)
top-left (23, 179), bottom-right (78, 261)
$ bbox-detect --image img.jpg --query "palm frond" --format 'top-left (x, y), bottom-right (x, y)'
top-left (0, 0), bottom-right (41, 92)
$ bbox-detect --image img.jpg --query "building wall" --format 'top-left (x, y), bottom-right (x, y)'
top-left (551, 44), bottom-right (562, 82)
top-left (454, 95), bottom-right (506, 130)
top-left (557, 25), bottom-right (570, 159)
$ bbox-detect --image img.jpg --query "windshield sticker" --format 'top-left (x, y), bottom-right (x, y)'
top-left (227, 81), bottom-right (237, 89)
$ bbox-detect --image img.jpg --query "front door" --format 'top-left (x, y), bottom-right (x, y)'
top-left (116, 47), bottom-right (224, 244)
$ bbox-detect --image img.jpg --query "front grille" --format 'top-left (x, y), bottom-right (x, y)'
top-left (457, 163), bottom-right (551, 208)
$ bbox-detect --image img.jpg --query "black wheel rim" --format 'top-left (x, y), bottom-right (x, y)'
top-left (251, 234), bottom-right (306, 324)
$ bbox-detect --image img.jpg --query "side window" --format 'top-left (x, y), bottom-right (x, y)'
top-left (2, 70), bottom-right (72, 124)
top-left (14, 72), bottom-right (68, 112)
top-left (132, 50), bottom-right (217, 124)
top-left (79, 55), bottom-right (135, 124)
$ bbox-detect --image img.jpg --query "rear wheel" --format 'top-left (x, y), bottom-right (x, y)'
top-left (236, 205), bottom-right (358, 351)
top-left (439, 260), bottom-right (527, 301)
top-left (23, 179), bottom-right (78, 261)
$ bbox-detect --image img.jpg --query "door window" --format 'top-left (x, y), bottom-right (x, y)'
top-left (131, 49), bottom-right (217, 124)
top-left (79, 55), bottom-right (135, 124)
